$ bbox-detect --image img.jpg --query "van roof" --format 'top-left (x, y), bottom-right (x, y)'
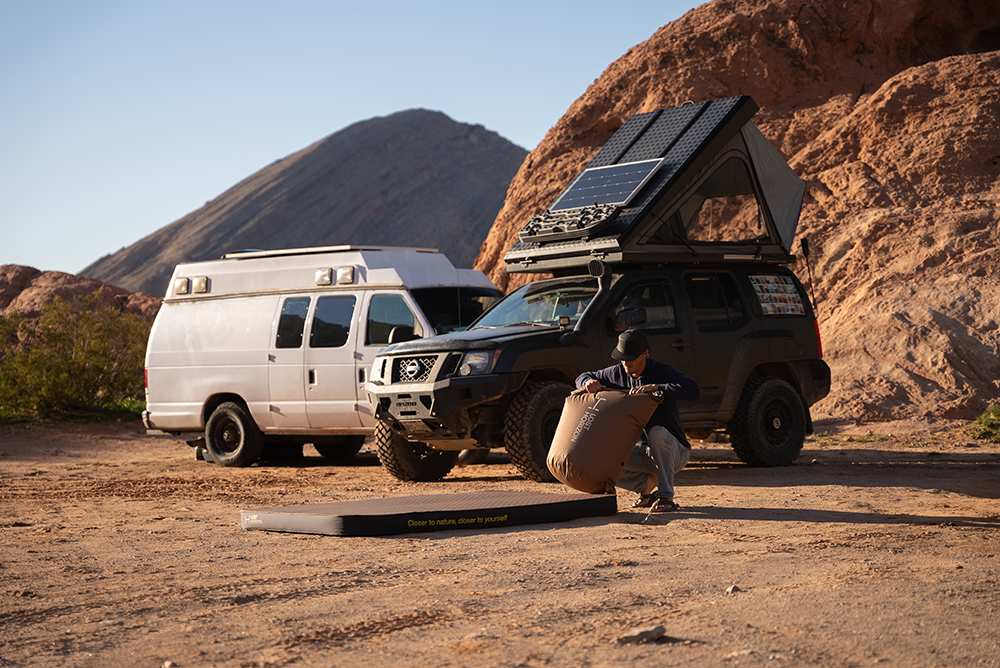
top-left (164, 246), bottom-right (497, 300)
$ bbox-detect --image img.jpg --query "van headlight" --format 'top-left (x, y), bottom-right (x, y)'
top-left (458, 350), bottom-right (498, 376)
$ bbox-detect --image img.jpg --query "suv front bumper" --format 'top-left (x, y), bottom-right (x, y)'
top-left (365, 371), bottom-right (528, 441)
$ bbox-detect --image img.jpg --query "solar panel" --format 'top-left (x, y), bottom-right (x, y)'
top-left (549, 158), bottom-right (664, 211)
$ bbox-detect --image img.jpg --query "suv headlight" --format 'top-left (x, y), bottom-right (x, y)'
top-left (458, 350), bottom-right (498, 376)
top-left (370, 357), bottom-right (387, 382)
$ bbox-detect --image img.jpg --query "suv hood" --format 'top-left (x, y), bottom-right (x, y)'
top-left (376, 324), bottom-right (563, 355)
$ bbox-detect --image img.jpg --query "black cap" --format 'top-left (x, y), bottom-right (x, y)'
top-left (611, 330), bottom-right (649, 361)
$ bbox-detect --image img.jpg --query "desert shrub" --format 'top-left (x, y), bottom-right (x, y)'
top-left (0, 290), bottom-right (151, 414)
top-left (967, 404), bottom-right (1000, 442)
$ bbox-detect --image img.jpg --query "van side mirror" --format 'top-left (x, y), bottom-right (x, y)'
top-left (611, 307), bottom-right (647, 333)
top-left (388, 326), bottom-right (419, 344)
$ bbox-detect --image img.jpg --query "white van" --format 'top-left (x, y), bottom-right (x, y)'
top-left (142, 246), bottom-right (501, 466)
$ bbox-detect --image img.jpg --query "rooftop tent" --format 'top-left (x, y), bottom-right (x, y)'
top-left (505, 96), bottom-right (805, 273)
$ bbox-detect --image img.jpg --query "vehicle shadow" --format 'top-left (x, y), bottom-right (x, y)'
top-left (683, 446), bottom-right (1000, 499)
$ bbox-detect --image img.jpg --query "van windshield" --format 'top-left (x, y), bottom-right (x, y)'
top-left (410, 287), bottom-right (503, 335)
top-left (471, 278), bottom-right (598, 329)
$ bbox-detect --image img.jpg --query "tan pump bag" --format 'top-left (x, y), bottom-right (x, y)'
top-left (546, 389), bottom-right (662, 494)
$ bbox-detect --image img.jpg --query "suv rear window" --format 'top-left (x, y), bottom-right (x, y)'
top-left (685, 273), bottom-right (747, 331)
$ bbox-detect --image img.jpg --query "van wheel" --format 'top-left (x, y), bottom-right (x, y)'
top-left (313, 436), bottom-right (365, 460)
top-left (728, 378), bottom-right (806, 466)
top-left (205, 401), bottom-right (265, 467)
top-left (504, 381), bottom-right (572, 482)
top-left (374, 421), bottom-right (458, 482)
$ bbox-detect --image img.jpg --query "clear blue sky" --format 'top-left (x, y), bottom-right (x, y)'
top-left (1, 0), bottom-right (700, 276)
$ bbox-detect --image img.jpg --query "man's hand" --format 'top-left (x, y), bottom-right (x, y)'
top-left (629, 384), bottom-right (658, 395)
top-left (584, 379), bottom-right (603, 393)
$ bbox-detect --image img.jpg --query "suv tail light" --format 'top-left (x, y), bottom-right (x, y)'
top-left (814, 320), bottom-right (823, 359)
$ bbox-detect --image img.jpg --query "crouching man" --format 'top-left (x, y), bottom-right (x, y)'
top-left (576, 330), bottom-right (700, 512)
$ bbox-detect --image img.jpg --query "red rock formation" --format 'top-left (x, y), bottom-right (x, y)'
top-left (0, 265), bottom-right (160, 321)
top-left (474, 0), bottom-right (1000, 421)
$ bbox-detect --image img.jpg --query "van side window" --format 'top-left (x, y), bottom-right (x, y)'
top-left (684, 273), bottom-right (746, 331)
top-left (613, 283), bottom-right (676, 331)
top-left (275, 297), bottom-right (311, 349)
top-left (367, 294), bottom-right (420, 345)
top-left (310, 295), bottom-right (356, 348)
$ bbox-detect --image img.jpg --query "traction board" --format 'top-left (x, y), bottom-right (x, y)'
top-left (241, 490), bottom-right (617, 537)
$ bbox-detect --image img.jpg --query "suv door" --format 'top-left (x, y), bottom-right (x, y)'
top-left (303, 293), bottom-right (361, 429)
top-left (681, 271), bottom-right (757, 415)
top-left (604, 277), bottom-right (697, 381)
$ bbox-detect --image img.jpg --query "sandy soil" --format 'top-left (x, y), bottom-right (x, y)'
top-left (1, 418), bottom-right (998, 668)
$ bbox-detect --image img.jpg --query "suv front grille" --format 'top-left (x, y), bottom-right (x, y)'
top-left (394, 356), bottom-right (437, 383)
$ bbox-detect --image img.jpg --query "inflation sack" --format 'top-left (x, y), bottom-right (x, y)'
top-left (546, 389), bottom-right (663, 494)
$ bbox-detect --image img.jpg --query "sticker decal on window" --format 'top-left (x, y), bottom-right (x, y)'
top-left (749, 275), bottom-right (805, 315)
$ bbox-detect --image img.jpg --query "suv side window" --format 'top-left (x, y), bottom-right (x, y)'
top-left (366, 294), bottom-right (421, 346)
top-left (275, 297), bottom-right (311, 349)
top-left (684, 273), bottom-right (747, 331)
top-left (613, 282), bottom-right (678, 331)
top-left (310, 295), bottom-right (356, 348)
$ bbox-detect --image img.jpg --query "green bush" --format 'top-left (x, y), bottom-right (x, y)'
top-left (967, 404), bottom-right (1000, 442)
top-left (0, 290), bottom-right (151, 415)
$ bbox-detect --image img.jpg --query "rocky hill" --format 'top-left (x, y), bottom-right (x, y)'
top-left (473, 0), bottom-right (1000, 422)
top-left (0, 265), bottom-right (160, 321)
top-left (82, 110), bottom-right (527, 296)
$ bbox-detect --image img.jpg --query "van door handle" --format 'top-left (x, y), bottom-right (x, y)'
top-left (308, 370), bottom-right (316, 385)
top-left (358, 368), bottom-right (365, 384)
top-left (672, 338), bottom-right (690, 351)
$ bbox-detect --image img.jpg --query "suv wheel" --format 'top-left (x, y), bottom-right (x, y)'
top-left (374, 421), bottom-right (459, 481)
top-left (312, 435), bottom-right (365, 460)
top-left (504, 381), bottom-right (572, 482)
top-left (205, 401), bottom-right (264, 467)
top-left (729, 378), bottom-right (806, 466)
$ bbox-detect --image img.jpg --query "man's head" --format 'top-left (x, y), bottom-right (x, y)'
top-left (612, 330), bottom-right (649, 377)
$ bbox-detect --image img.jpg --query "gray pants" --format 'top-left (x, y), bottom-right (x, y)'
top-left (616, 426), bottom-right (690, 499)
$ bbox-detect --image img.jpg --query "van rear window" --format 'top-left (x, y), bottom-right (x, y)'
top-left (275, 297), bottom-right (310, 348)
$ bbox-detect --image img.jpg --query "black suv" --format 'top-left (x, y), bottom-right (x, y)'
top-left (365, 96), bottom-right (831, 482)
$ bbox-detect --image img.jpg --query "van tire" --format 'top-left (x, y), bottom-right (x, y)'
top-left (374, 421), bottom-right (458, 481)
top-left (313, 436), bottom-right (365, 460)
top-left (504, 381), bottom-right (572, 482)
top-left (205, 402), bottom-right (265, 467)
top-left (728, 378), bottom-right (806, 467)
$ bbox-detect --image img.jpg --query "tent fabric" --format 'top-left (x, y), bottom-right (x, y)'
top-left (741, 123), bottom-right (804, 251)
top-left (547, 389), bottom-right (663, 494)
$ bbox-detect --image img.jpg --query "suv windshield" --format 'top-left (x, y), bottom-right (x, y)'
top-left (410, 287), bottom-right (503, 334)
top-left (472, 278), bottom-right (598, 328)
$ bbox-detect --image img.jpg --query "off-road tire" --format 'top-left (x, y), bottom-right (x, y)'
top-left (504, 381), bottom-right (572, 482)
top-left (312, 435), bottom-right (365, 460)
top-left (205, 401), bottom-right (265, 467)
top-left (728, 377), bottom-right (806, 466)
top-left (374, 420), bottom-right (459, 482)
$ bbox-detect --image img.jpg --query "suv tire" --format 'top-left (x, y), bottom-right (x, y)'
top-left (205, 401), bottom-right (265, 467)
top-left (504, 381), bottom-right (572, 482)
top-left (313, 435), bottom-right (365, 460)
top-left (729, 377), bottom-right (806, 466)
top-left (374, 421), bottom-right (459, 481)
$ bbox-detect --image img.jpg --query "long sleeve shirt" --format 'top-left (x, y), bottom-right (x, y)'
top-left (576, 358), bottom-right (700, 448)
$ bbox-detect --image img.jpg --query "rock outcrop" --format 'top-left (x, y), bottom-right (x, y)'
top-left (473, 0), bottom-right (1000, 421)
top-left (82, 110), bottom-right (527, 296)
top-left (0, 265), bottom-right (160, 321)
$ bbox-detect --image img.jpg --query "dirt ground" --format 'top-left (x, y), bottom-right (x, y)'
top-left (1, 417), bottom-right (998, 668)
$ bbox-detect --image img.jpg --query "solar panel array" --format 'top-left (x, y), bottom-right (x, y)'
top-left (549, 159), bottom-right (663, 211)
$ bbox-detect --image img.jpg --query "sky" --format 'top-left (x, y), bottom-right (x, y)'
top-left (1, 0), bottom-right (701, 276)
